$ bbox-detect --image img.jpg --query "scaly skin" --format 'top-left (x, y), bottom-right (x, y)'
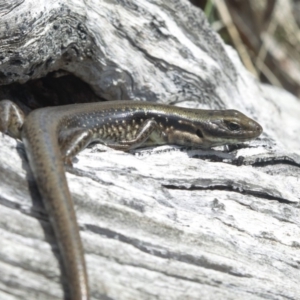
top-left (0, 100), bottom-right (263, 300)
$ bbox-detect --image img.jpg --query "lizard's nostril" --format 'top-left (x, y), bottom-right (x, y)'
top-left (249, 121), bottom-right (263, 136)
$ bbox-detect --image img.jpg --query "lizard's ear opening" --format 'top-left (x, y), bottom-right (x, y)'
top-left (196, 129), bottom-right (204, 138)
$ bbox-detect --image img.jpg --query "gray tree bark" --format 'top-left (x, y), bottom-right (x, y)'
top-left (0, 0), bottom-right (300, 300)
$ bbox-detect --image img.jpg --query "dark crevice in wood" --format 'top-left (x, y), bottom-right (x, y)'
top-left (162, 184), bottom-right (296, 205)
top-left (251, 157), bottom-right (300, 169)
top-left (0, 72), bottom-right (103, 111)
top-left (84, 225), bottom-right (253, 278)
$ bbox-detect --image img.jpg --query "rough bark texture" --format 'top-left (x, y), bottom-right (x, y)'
top-left (0, 0), bottom-right (300, 300)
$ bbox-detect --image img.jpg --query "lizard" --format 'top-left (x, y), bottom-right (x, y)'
top-left (0, 99), bottom-right (263, 300)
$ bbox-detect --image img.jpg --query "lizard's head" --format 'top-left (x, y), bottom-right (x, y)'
top-left (193, 109), bottom-right (263, 147)
top-left (173, 109), bottom-right (263, 148)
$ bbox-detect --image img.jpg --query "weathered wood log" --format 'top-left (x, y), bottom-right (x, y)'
top-left (0, 0), bottom-right (300, 299)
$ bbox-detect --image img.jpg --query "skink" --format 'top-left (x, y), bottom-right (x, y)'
top-left (0, 99), bottom-right (263, 300)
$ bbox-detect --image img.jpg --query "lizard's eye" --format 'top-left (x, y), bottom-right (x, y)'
top-left (225, 121), bottom-right (241, 131)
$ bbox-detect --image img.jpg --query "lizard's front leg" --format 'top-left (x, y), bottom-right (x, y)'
top-left (58, 128), bottom-right (94, 165)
